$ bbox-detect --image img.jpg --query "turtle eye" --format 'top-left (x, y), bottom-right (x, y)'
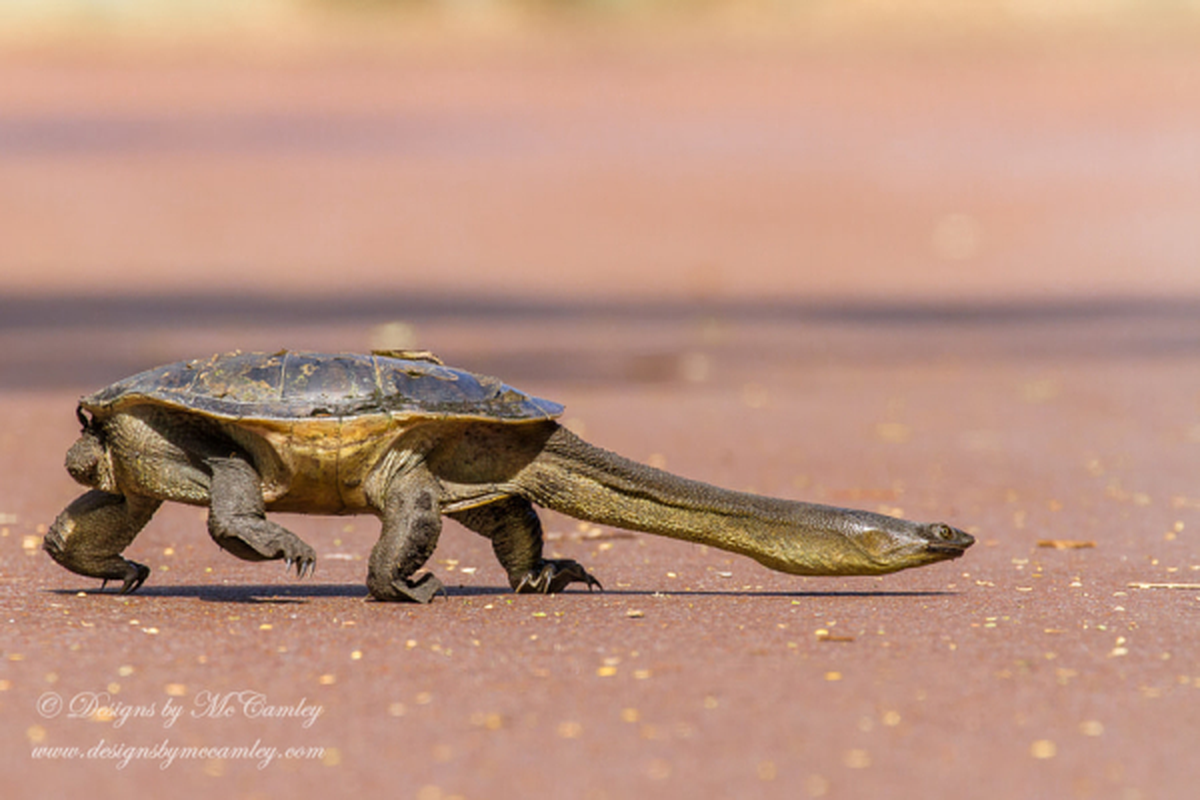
top-left (932, 524), bottom-right (955, 541)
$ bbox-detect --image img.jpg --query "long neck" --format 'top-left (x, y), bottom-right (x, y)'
top-left (516, 426), bottom-right (913, 576)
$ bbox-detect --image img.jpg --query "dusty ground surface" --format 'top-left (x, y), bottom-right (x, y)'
top-left (3, 19), bottom-right (1200, 800)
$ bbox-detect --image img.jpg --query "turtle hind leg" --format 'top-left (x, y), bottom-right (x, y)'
top-left (44, 490), bottom-right (161, 594)
top-left (367, 467), bottom-right (445, 603)
top-left (206, 457), bottom-right (316, 577)
top-left (447, 497), bottom-right (601, 595)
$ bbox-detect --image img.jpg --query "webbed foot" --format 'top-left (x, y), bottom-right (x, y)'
top-left (515, 560), bottom-right (602, 594)
top-left (368, 572), bottom-right (445, 604)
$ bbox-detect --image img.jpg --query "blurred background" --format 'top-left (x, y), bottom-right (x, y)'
top-left (2, 1), bottom-right (1199, 388)
top-left (6, 8), bottom-right (1200, 798)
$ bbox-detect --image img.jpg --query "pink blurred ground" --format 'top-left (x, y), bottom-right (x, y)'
top-left (2, 25), bottom-right (1200, 800)
top-left (2, 42), bottom-right (1200, 302)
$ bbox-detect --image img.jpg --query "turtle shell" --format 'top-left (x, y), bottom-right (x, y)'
top-left (81, 351), bottom-right (564, 422)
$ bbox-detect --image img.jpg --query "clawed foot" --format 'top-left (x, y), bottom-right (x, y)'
top-left (282, 542), bottom-right (316, 578)
top-left (369, 572), bottom-right (445, 604)
top-left (515, 559), bottom-right (602, 594)
top-left (99, 560), bottom-right (151, 595)
top-left (210, 523), bottom-right (317, 577)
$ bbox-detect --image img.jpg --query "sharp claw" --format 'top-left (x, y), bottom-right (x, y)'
top-left (100, 579), bottom-right (109, 592)
top-left (283, 552), bottom-right (315, 578)
top-left (514, 560), bottom-right (602, 595)
top-left (119, 563), bottom-right (150, 595)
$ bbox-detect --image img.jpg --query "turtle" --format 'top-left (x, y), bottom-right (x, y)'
top-left (45, 350), bottom-right (974, 602)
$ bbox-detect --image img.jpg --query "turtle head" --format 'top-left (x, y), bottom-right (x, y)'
top-left (65, 407), bottom-right (116, 492)
top-left (747, 507), bottom-right (975, 576)
top-left (840, 514), bottom-right (975, 573)
top-left (917, 521), bottom-right (976, 558)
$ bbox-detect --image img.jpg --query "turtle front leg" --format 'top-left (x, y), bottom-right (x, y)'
top-left (44, 490), bottom-right (161, 594)
top-left (448, 496), bottom-right (602, 594)
top-left (367, 467), bottom-right (445, 603)
top-left (206, 457), bottom-right (316, 577)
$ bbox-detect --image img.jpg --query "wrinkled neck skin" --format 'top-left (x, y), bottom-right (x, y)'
top-left (518, 427), bottom-right (974, 577)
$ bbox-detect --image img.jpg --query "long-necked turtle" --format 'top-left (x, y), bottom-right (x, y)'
top-left (45, 350), bottom-right (974, 601)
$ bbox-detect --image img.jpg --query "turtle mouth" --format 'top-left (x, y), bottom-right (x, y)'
top-left (927, 542), bottom-right (970, 557)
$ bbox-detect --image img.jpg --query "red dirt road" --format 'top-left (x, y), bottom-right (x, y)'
top-left (3, 31), bottom-right (1200, 800)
